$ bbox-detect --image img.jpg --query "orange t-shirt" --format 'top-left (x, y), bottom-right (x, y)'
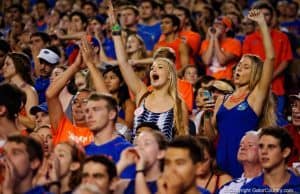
top-left (180, 30), bottom-right (201, 64)
top-left (155, 37), bottom-right (183, 70)
top-left (52, 115), bottom-right (93, 146)
top-left (199, 37), bottom-right (242, 80)
top-left (243, 29), bottom-right (293, 95)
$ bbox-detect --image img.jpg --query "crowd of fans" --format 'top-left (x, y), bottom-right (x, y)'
top-left (0, 0), bottom-right (300, 193)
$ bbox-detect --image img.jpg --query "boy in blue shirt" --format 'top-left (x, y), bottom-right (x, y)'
top-left (240, 127), bottom-right (300, 194)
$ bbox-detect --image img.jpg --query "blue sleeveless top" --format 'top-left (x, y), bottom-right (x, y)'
top-left (216, 95), bottom-right (259, 178)
top-left (124, 179), bottom-right (157, 194)
top-left (133, 99), bottom-right (174, 141)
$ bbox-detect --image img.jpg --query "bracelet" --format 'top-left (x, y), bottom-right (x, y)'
top-left (112, 24), bottom-right (121, 32)
top-left (112, 30), bottom-right (122, 36)
top-left (136, 169), bottom-right (145, 174)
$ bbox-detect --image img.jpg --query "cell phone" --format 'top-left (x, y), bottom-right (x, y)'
top-left (203, 90), bottom-right (213, 101)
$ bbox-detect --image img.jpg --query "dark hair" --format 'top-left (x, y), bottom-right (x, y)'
top-left (103, 66), bottom-right (130, 107)
top-left (83, 155), bottom-right (117, 181)
top-left (82, 1), bottom-right (98, 12)
top-left (88, 93), bottom-right (118, 122)
top-left (194, 75), bottom-right (215, 96)
top-left (252, 2), bottom-right (274, 16)
top-left (31, 32), bottom-right (51, 44)
top-left (196, 136), bottom-right (216, 159)
top-left (161, 14), bottom-right (180, 32)
top-left (136, 122), bottom-right (161, 133)
top-left (139, 0), bottom-right (159, 9)
top-left (70, 11), bottom-right (88, 26)
top-left (0, 39), bottom-right (11, 54)
top-left (168, 136), bottom-right (204, 163)
top-left (6, 52), bottom-right (33, 85)
top-left (7, 135), bottom-right (43, 174)
top-left (174, 5), bottom-right (198, 32)
top-left (8, 4), bottom-right (25, 14)
top-left (36, 0), bottom-right (50, 10)
top-left (0, 83), bottom-right (26, 121)
top-left (259, 127), bottom-right (293, 162)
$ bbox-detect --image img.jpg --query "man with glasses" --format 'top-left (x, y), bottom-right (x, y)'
top-left (46, 54), bottom-right (93, 146)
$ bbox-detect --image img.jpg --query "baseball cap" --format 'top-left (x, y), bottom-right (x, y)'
top-left (214, 16), bottom-right (232, 30)
top-left (30, 102), bottom-right (49, 115)
top-left (210, 80), bottom-right (234, 94)
top-left (37, 48), bottom-right (60, 65)
top-left (289, 92), bottom-right (300, 101)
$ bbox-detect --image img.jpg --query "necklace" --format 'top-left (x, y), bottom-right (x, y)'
top-left (228, 92), bottom-right (248, 103)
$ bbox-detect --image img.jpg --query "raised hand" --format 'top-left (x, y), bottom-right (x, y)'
top-left (107, 0), bottom-right (117, 25)
top-left (248, 9), bottom-right (266, 24)
top-left (80, 36), bottom-right (95, 67)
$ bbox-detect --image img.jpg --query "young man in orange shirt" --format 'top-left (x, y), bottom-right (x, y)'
top-left (200, 16), bottom-right (242, 80)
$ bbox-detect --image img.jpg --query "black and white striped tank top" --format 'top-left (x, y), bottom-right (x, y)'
top-left (133, 100), bottom-right (174, 141)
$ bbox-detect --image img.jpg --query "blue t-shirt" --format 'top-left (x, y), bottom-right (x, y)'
top-left (137, 29), bottom-right (155, 51)
top-left (102, 37), bottom-right (117, 60)
top-left (239, 170), bottom-right (300, 194)
top-left (85, 136), bottom-right (135, 178)
top-left (25, 186), bottom-right (52, 194)
top-left (124, 179), bottom-right (157, 194)
top-left (137, 23), bottom-right (161, 44)
top-left (34, 77), bottom-right (50, 104)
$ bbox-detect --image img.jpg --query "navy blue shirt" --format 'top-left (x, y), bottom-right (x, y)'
top-left (239, 170), bottom-right (300, 194)
top-left (25, 186), bottom-right (52, 194)
top-left (85, 136), bottom-right (135, 179)
top-left (102, 37), bottom-right (117, 60)
top-left (35, 77), bottom-right (50, 104)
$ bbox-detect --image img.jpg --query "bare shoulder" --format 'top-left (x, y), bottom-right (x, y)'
top-left (219, 173), bottom-right (232, 186)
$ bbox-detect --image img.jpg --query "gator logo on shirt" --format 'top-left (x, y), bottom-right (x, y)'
top-left (237, 102), bottom-right (248, 111)
top-left (68, 132), bottom-right (93, 145)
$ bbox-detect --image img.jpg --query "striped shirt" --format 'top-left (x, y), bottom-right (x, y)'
top-left (133, 100), bottom-right (174, 141)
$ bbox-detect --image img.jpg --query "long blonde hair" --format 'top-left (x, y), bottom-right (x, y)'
top-left (154, 47), bottom-right (188, 135)
top-left (244, 54), bottom-right (277, 127)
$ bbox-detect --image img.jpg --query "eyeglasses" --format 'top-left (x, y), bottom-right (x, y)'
top-left (72, 99), bottom-right (88, 105)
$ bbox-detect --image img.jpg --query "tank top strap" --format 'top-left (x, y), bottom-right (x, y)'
top-left (211, 174), bottom-right (221, 194)
top-left (137, 91), bottom-right (151, 107)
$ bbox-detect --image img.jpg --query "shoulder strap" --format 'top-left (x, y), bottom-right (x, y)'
top-left (137, 91), bottom-right (151, 107)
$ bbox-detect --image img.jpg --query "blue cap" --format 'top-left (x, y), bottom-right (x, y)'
top-left (30, 102), bottom-right (48, 115)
